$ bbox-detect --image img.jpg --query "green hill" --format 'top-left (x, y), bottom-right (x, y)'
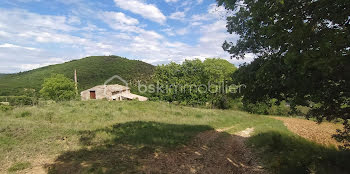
top-left (0, 56), bottom-right (154, 96)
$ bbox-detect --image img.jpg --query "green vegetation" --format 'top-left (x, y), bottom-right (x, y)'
top-left (0, 101), bottom-right (348, 173)
top-left (7, 162), bottom-right (31, 172)
top-left (0, 56), bottom-right (154, 96)
top-left (218, 0), bottom-right (350, 147)
top-left (0, 105), bottom-right (13, 112)
top-left (249, 131), bottom-right (350, 174)
top-left (40, 74), bottom-right (76, 101)
top-left (0, 96), bottom-right (35, 106)
top-left (152, 58), bottom-right (237, 108)
top-left (243, 99), bottom-right (291, 116)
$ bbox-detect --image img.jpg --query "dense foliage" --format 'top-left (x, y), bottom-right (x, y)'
top-left (152, 58), bottom-right (237, 108)
top-left (218, 0), bottom-right (350, 147)
top-left (40, 74), bottom-right (76, 101)
top-left (0, 56), bottom-right (154, 96)
top-left (0, 96), bottom-right (35, 106)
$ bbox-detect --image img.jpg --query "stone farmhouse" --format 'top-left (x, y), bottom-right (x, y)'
top-left (81, 84), bottom-right (148, 101)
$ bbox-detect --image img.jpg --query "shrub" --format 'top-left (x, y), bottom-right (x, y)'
top-left (212, 95), bottom-right (231, 109)
top-left (0, 96), bottom-right (35, 106)
top-left (267, 99), bottom-right (291, 116)
top-left (243, 99), bottom-right (291, 116)
top-left (230, 98), bottom-right (244, 110)
top-left (16, 111), bottom-right (32, 118)
top-left (295, 105), bottom-right (311, 116)
top-left (244, 102), bottom-right (270, 115)
top-left (0, 105), bottom-right (14, 112)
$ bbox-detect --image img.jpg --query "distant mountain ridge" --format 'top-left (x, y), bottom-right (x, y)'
top-left (0, 56), bottom-right (155, 96)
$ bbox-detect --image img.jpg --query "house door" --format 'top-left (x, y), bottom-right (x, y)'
top-left (90, 91), bottom-right (96, 99)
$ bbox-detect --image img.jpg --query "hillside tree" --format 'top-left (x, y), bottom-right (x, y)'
top-left (40, 74), bottom-right (76, 101)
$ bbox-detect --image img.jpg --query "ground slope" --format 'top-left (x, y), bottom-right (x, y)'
top-left (0, 101), bottom-right (348, 173)
top-left (0, 56), bottom-right (154, 96)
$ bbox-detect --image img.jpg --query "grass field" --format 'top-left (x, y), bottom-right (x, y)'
top-left (0, 101), bottom-right (349, 173)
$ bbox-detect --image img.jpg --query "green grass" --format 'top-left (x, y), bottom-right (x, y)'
top-left (0, 101), bottom-right (348, 173)
top-left (7, 162), bottom-right (31, 172)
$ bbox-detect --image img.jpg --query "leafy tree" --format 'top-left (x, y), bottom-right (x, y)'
top-left (218, 0), bottom-right (350, 147)
top-left (153, 58), bottom-right (237, 108)
top-left (203, 58), bottom-right (236, 83)
top-left (40, 74), bottom-right (76, 101)
top-left (203, 58), bottom-right (237, 108)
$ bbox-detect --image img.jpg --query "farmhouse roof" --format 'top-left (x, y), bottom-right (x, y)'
top-left (87, 84), bottom-right (129, 92)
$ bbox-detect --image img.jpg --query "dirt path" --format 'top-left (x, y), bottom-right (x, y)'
top-left (271, 116), bottom-right (343, 147)
top-left (14, 128), bottom-right (265, 174)
top-left (143, 128), bottom-right (266, 174)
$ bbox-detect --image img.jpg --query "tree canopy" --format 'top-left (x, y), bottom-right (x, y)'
top-left (218, 0), bottom-right (350, 147)
top-left (152, 58), bottom-right (237, 108)
top-left (40, 74), bottom-right (76, 101)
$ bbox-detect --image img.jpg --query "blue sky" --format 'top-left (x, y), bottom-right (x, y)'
top-left (0, 0), bottom-right (252, 73)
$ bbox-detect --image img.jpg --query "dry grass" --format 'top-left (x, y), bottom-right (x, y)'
top-left (271, 116), bottom-right (344, 147)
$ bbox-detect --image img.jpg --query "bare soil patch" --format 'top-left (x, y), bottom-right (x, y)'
top-left (143, 129), bottom-right (265, 174)
top-left (20, 125), bottom-right (266, 174)
top-left (271, 116), bottom-right (343, 147)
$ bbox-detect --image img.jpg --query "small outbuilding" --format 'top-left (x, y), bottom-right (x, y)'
top-left (81, 84), bottom-right (148, 101)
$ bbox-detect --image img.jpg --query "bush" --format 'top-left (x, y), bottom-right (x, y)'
top-left (244, 102), bottom-right (270, 114)
top-left (295, 105), bottom-right (311, 116)
top-left (212, 95), bottom-right (232, 109)
top-left (16, 111), bottom-right (32, 118)
top-left (0, 105), bottom-right (14, 112)
top-left (0, 96), bottom-right (35, 106)
top-left (230, 98), bottom-right (244, 110)
top-left (243, 99), bottom-right (291, 116)
top-left (267, 99), bottom-right (291, 116)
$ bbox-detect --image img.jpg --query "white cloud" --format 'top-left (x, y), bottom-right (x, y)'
top-left (19, 58), bottom-right (65, 71)
top-left (101, 11), bottom-right (139, 26)
top-left (0, 30), bottom-right (11, 37)
top-left (99, 11), bottom-right (142, 32)
top-left (165, 0), bottom-right (178, 3)
top-left (114, 0), bottom-right (166, 24)
top-left (191, 22), bottom-right (202, 26)
top-left (67, 16), bottom-right (81, 25)
top-left (0, 43), bottom-right (38, 51)
top-left (191, 4), bottom-right (229, 22)
top-left (0, 9), bottom-right (77, 32)
top-left (197, 0), bottom-right (204, 4)
top-left (161, 28), bottom-right (175, 36)
top-left (169, 11), bottom-right (186, 21)
top-left (175, 27), bottom-right (189, 35)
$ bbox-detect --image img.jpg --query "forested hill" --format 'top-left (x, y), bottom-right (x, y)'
top-left (0, 56), bottom-right (155, 96)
